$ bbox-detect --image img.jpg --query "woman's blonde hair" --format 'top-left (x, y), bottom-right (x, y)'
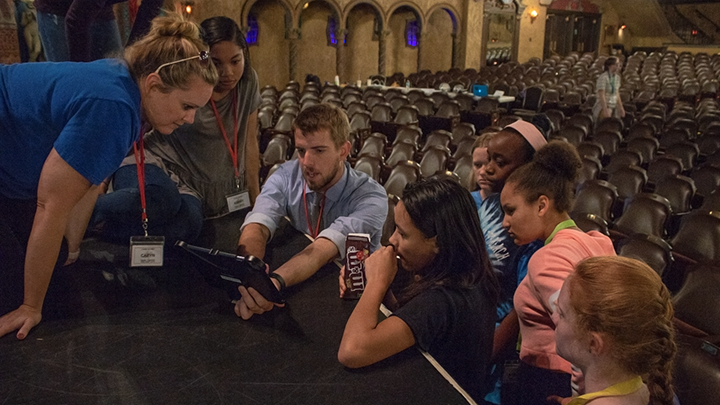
top-left (567, 256), bottom-right (676, 405)
top-left (124, 13), bottom-right (217, 90)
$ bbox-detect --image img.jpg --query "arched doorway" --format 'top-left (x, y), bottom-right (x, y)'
top-left (386, 5), bottom-right (422, 77)
top-left (345, 2), bottom-right (383, 83)
top-left (246, 0), bottom-right (292, 88)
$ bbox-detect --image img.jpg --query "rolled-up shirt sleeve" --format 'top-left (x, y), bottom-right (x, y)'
top-left (240, 164), bottom-right (290, 239)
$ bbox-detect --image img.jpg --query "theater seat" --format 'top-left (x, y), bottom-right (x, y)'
top-left (673, 334), bottom-right (720, 405)
top-left (665, 141), bottom-right (700, 172)
top-left (452, 154), bottom-right (474, 188)
top-left (577, 156), bottom-right (602, 188)
top-left (356, 133), bottom-right (387, 161)
top-left (612, 193), bottom-right (671, 239)
top-left (354, 155), bottom-right (383, 182)
top-left (559, 125), bottom-right (585, 146)
top-left (384, 160), bottom-right (421, 197)
top-left (386, 141), bottom-right (416, 169)
top-left (616, 233), bottom-right (673, 277)
top-left (596, 117), bottom-right (624, 134)
top-left (647, 155), bottom-right (684, 187)
top-left (572, 180), bottom-right (618, 222)
top-left (670, 211), bottom-right (720, 266)
top-left (656, 175), bottom-right (696, 213)
top-left (419, 146), bottom-right (451, 178)
top-left (262, 134), bottom-right (291, 167)
top-left (452, 123), bottom-right (476, 148)
top-left (626, 137), bottom-right (659, 165)
top-left (607, 165), bottom-right (647, 215)
top-left (690, 165), bottom-right (720, 197)
top-left (591, 131), bottom-right (622, 159)
top-left (666, 211), bottom-right (720, 292)
top-left (700, 189), bottom-right (720, 211)
top-left (605, 150), bottom-right (643, 174)
top-left (381, 194), bottom-right (400, 246)
top-left (350, 111), bottom-right (372, 142)
top-left (454, 137), bottom-right (477, 160)
top-left (571, 212), bottom-right (609, 236)
top-left (673, 265), bottom-right (720, 336)
top-left (576, 141), bottom-right (605, 162)
top-left (422, 130), bottom-right (453, 153)
top-left (393, 126), bottom-right (422, 147)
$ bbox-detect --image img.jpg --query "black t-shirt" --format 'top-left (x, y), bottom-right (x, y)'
top-left (393, 285), bottom-right (496, 401)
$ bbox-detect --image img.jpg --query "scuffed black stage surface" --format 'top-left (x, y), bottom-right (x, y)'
top-left (0, 216), bottom-right (468, 404)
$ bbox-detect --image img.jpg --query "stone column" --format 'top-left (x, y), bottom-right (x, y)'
top-left (288, 28), bottom-right (300, 83)
top-left (452, 31), bottom-right (463, 69)
top-left (335, 28), bottom-right (347, 82)
top-left (416, 31), bottom-right (423, 73)
top-left (378, 30), bottom-right (390, 76)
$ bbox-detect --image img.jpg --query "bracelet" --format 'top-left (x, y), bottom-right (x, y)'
top-left (269, 272), bottom-right (286, 292)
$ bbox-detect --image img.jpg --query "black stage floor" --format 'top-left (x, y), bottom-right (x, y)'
top-left (0, 213), bottom-right (470, 404)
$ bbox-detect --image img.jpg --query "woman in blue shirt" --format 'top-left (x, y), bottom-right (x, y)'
top-left (0, 14), bottom-right (218, 340)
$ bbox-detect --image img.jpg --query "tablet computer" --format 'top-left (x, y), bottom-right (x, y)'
top-left (472, 84), bottom-right (489, 97)
top-left (175, 241), bottom-right (284, 304)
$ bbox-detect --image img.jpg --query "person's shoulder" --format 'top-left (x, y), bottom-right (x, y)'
top-left (273, 159), bottom-right (301, 178)
top-left (347, 164), bottom-right (385, 193)
top-left (539, 229), bottom-right (614, 257)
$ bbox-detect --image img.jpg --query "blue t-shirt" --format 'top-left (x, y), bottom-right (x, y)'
top-left (471, 189), bottom-right (483, 212)
top-left (0, 59), bottom-right (141, 199)
top-left (480, 192), bottom-right (543, 405)
top-left (479, 193), bottom-right (521, 322)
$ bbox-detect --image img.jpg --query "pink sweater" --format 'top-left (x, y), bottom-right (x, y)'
top-left (514, 229), bottom-right (615, 372)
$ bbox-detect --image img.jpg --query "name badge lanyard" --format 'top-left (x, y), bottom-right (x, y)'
top-left (210, 91), bottom-right (240, 189)
top-left (130, 129), bottom-right (164, 267)
top-left (133, 132), bottom-right (149, 236)
top-left (303, 185), bottom-right (326, 239)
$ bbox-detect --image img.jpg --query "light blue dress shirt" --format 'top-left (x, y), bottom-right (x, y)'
top-left (242, 160), bottom-right (387, 258)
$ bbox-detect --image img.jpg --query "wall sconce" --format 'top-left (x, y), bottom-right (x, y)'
top-left (181, 1), bottom-right (194, 15)
top-left (529, 9), bottom-right (538, 23)
top-left (619, 23), bottom-right (626, 30)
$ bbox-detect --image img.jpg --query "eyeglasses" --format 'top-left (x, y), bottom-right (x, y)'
top-left (154, 51), bottom-right (210, 75)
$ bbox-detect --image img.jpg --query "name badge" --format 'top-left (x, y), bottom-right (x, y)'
top-left (226, 190), bottom-right (251, 213)
top-left (129, 235), bottom-right (165, 267)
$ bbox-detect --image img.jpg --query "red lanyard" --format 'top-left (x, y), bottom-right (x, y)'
top-left (303, 185), bottom-right (326, 239)
top-left (210, 92), bottom-right (240, 183)
top-left (133, 130), bottom-right (148, 236)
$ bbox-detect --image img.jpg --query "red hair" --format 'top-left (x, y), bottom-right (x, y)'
top-left (567, 256), bottom-right (676, 405)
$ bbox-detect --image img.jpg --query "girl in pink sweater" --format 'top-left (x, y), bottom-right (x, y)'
top-left (500, 141), bottom-right (616, 404)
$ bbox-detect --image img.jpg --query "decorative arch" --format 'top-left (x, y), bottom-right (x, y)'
top-left (385, 1), bottom-right (424, 30)
top-left (295, 0), bottom-right (343, 29)
top-left (425, 3), bottom-right (461, 34)
top-left (241, 0), bottom-right (294, 33)
top-left (342, 0), bottom-right (386, 31)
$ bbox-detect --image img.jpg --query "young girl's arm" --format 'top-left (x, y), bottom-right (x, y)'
top-left (338, 246), bottom-right (415, 368)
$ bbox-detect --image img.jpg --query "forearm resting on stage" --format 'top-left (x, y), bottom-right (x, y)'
top-left (273, 237), bottom-right (339, 288)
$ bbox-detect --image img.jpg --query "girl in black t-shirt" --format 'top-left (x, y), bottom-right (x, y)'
top-left (338, 178), bottom-right (499, 401)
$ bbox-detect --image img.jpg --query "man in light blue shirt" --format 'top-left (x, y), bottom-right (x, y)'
top-left (235, 104), bottom-right (387, 319)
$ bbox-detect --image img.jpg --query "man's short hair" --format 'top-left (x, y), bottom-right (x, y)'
top-left (292, 103), bottom-right (350, 148)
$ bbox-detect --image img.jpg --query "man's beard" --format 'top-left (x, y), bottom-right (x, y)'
top-left (304, 161), bottom-right (340, 191)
